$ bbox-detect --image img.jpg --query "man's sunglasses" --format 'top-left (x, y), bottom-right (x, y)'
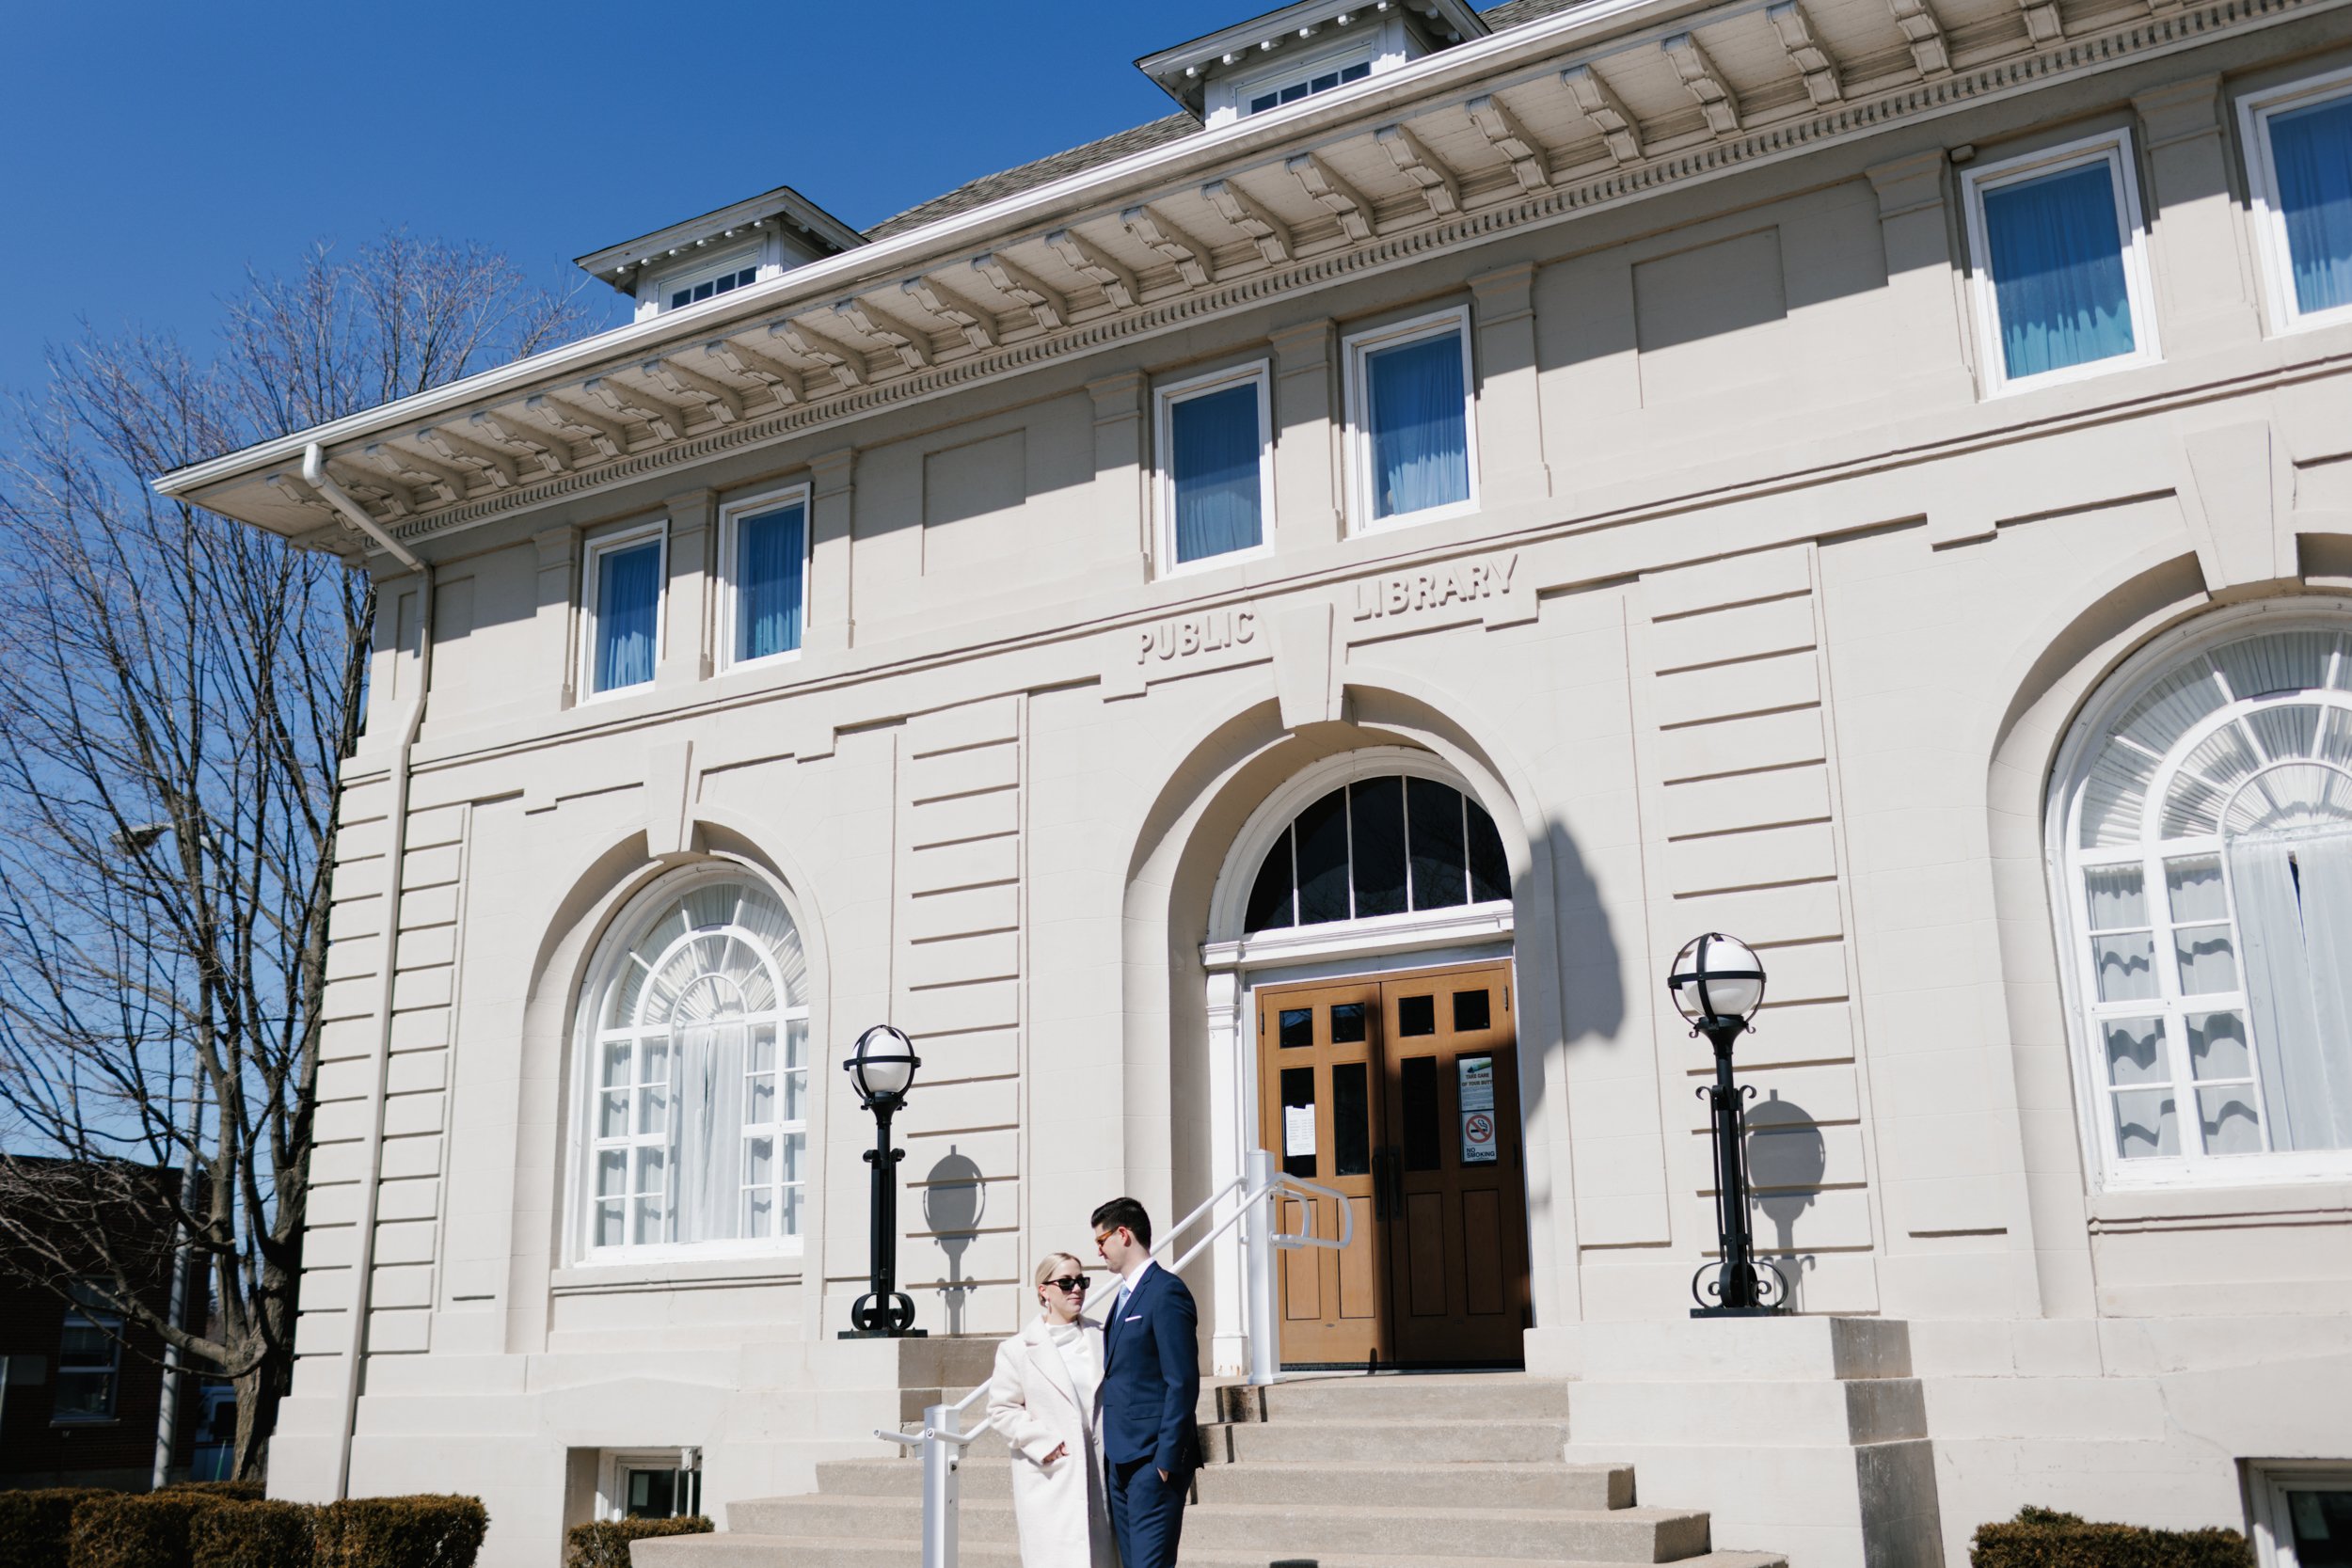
top-left (1045, 1275), bottom-right (1091, 1293)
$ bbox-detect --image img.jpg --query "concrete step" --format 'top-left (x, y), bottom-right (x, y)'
top-left (1202, 1416), bottom-right (1571, 1465)
top-left (728, 1495), bottom-right (1710, 1561)
top-left (1209, 1373), bottom-right (1573, 1423)
top-left (816, 1455), bottom-right (1633, 1511)
top-left (640, 1536), bottom-right (1783, 1568)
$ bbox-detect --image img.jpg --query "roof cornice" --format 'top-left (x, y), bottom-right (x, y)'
top-left (157, 0), bottom-right (2339, 549)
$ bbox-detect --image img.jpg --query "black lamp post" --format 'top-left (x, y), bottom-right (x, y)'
top-left (841, 1024), bottom-right (926, 1338)
top-left (1669, 933), bottom-right (1788, 1318)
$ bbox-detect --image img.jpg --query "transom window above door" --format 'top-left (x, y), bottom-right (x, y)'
top-left (2057, 618), bottom-right (2352, 1184)
top-left (1245, 775), bottom-right (1509, 934)
top-left (579, 878), bottom-right (810, 1260)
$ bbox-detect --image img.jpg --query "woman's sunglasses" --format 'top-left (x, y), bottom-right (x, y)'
top-left (1045, 1275), bottom-right (1091, 1293)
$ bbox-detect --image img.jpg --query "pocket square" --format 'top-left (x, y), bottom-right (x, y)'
top-left (1124, 1314), bottom-right (1142, 1322)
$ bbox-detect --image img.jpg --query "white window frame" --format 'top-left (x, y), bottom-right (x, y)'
top-left (1204, 14), bottom-right (1406, 126)
top-left (567, 872), bottom-right (812, 1267)
top-left (1961, 129), bottom-right (2163, 398)
top-left (596, 1448), bottom-right (703, 1523)
top-left (2240, 64), bottom-right (2352, 336)
top-left (1342, 305), bottom-right (1480, 536)
top-left (650, 245), bottom-right (763, 314)
top-left (2047, 604), bottom-right (2352, 1192)
top-left (718, 483), bottom-right (813, 673)
top-left (579, 520), bottom-right (668, 702)
top-left (2249, 1462), bottom-right (2352, 1568)
top-left (1154, 361), bottom-right (1275, 578)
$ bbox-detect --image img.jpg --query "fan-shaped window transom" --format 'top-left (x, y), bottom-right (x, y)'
top-left (1244, 775), bottom-right (1509, 934)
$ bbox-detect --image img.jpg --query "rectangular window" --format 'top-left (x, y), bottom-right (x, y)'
top-left (1962, 133), bottom-right (2159, 394)
top-left (582, 525), bottom-right (665, 698)
top-left (1344, 309), bottom-right (1477, 531)
top-left (1248, 58), bottom-right (1372, 113)
top-left (2243, 68), bottom-right (2352, 333)
top-left (2250, 1463), bottom-right (2352, 1568)
top-left (56, 1285), bottom-right (120, 1422)
top-left (657, 247), bottom-right (762, 313)
top-left (1156, 364), bottom-right (1271, 573)
top-left (722, 488), bottom-right (809, 668)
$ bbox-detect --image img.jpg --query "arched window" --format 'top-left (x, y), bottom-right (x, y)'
top-left (579, 878), bottom-right (809, 1258)
top-left (1244, 775), bottom-right (1509, 933)
top-left (2058, 617), bottom-right (2352, 1180)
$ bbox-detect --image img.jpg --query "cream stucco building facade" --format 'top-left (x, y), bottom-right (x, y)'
top-left (164, 0), bottom-right (2352, 1561)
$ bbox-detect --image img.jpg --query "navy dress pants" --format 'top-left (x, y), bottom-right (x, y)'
top-left (1108, 1455), bottom-right (1188, 1568)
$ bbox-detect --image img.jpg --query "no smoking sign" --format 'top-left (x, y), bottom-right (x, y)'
top-left (1461, 1109), bottom-right (1498, 1164)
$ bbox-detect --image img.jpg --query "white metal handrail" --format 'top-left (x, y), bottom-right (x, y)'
top-left (873, 1149), bottom-right (1351, 1568)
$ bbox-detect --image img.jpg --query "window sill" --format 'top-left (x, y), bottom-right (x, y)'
top-left (551, 1254), bottom-right (805, 1295)
top-left (51, 1417), bottom-right (120, 1428)
top-left (2087, 1176), bottom-right (2352, 1231)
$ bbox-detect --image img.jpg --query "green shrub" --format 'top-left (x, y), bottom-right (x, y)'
top-left (563, 1516), bottom-right (713, 1568)
top-left (0, 1489), bottom-right (108, 1568)
top-left (316, 1496), bottom-right (487, 1568)
top-left (1972, 1506), bottom-right (2252, 1568)
top-left (69, 1492), bottom-right (222, 1568)
top-left (191, 1500), bottom-right (320, 1568)
top-left (165, 1481), bottom-right (270, 1504)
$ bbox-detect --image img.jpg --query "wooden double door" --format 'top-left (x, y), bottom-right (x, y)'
top-left (1257, 960), bottom-right (1531, 1368)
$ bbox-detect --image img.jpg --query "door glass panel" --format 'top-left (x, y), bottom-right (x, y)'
top-left (1279, 1007), bottom-right (1313, 1048)
top-left (1398, 993), bottom-right (1436, 1037)
top-left (1332, 1062), bottom-right (1373, 1177)
top-left (1406, 778), bottom-right (1467, 910)
top-left (1468, 802), bottom-right (1510, 903)
top-left (1453, 990), bottom-right (1491, 1032)
top-left (1350, 777), bottom-right (1407, 918)
top-left (1279, 1066), bottom-right (1317, 1179)
top-left (1329, 1002), bottom-right (1367, 1043)
top-left (1295, 788), bottom-right (1352, 923)
top-left (1400, 1056), bottom-right (1442, 1170)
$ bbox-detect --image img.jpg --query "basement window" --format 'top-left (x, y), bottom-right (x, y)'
top-left (2249, 1463), bottom-right (2352, 1568)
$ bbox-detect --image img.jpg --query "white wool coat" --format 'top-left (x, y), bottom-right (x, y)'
top-left (985, 1316), bottom-right (1117, 1568)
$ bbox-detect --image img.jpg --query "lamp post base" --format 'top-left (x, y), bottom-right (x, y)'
top-left (1691, 1306), bottom-right (1788, 1319)
top-left (838, 1328), bottom-right (931, 1338)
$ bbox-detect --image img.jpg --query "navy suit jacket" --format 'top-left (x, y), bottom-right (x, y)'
top-left (1100, 1261), bottom-right (1200, 1476)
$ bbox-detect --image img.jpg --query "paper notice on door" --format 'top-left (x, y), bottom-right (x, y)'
top-left (1283, 1103), bottom-right (1317, 1159)
top-left (1458, 1055), bottom-right (1495, 1113)
top-left (1461, 1109), bottom-right (1498, 1164)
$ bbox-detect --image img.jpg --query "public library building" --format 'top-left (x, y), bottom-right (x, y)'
top-left (164, 0), bottom-right (2352, 1560)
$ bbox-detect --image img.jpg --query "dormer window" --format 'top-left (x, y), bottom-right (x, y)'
top-left (575, 186), bottom-right (866, 323)
top-left (1247, 58), bottom-right (1371, 114)
top-left (658, 249), bottom-right (762, 313)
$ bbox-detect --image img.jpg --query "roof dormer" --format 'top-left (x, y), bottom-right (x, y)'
top-left (576, 186), bottom-right (867, 323)
top-left (1137, 0), bottom-right (1489, 128)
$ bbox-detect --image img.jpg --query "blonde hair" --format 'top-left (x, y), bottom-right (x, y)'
top-left (1033, 1252), bottom-right (1086, 1290)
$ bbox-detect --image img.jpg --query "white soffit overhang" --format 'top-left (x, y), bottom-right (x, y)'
top-left (153, 0), bottom-right (2340, 552)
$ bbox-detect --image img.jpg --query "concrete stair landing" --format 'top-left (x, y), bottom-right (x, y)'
top-left (639, 1370), bottom-right (1786, 1568)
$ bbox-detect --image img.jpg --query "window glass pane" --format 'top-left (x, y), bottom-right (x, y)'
top-left (736, 504), bottom-right (805, 661)
top-left (1279, 1007), bottom-right (1313, 1049)
top-left (596, 1148), bottom-right (628, 1197)
top-left (1406, 778), bottom-right (1467, 911)
top-left (2269, 93), bottom-right (2352, 316)
top-left (594, 540), bottom-right (661, 692)
top-left (1311, 71), bottom-right (1340, 92)
top-left (638, 1075), bottom-right (668, 1137)
top-left (748, 1072), bottom-right (774, 1123)
top-left (2197, 1085), bottom-right (2265, 1154)
top-left (1170, 383), bottom-right (1263, 563)
top-left (602, 1037), bottom-right (631, 1087)
top-left (1245, 831), bottom-right (1295, 933)
top-left (1295, 788), bottom-right (1352, 924)
top-left (596, 1200), bottom-right (625, 1248)
top-left (1332, 1062), bottom-right (1372, 1178)
top-left (1341, 61), bottom-right (1370, 82)
top-left (1454, 990), bottom-right (1491, 1032)
top-left (2163, 856), bottom-right (2225, 922)
top-left (2085, 864), bottom-right (2148, 928)
top-left (1400, 1056), bottom-right (1442, 1171)
top-left (1250, 92), bottom-right (1278, 113)
top-left (2091, 932), bottom-right (2158, 1001)
top-left (750, 1024), bottom-right (775, 1076)
top-left (1329, 1002), bottom-right (1367, 1043)
top-left (55, 1371), bottom-right (114, 1419)
top-left (1365, 331), bottom-right (1470, 519)
top-left (1981, 161), bottom-right (2136, 379)
top-left (1279, 81), bottom-right (1308, 103)
top-left (1468, 800), bottom-right (1510, 904)
top-left (2187, 1010), bottom-right (2252, 1080)
top-left (2286, 1487), bottom-right (2352, 1561)
top-left (1280, 1066), bottom-right (1316, 1180)
top-left (1398, 993), bottom-right (1436, 1037)
top-left (1350, 777), bottom-right (1407, 918)
top-left (598, 1090), bottom-right (628, 1139)
top-left (2102, 1016), bottom-right (2169, 1086)
top-left (2173, 924), bottom-right (2238, 995)
top-left (2113, 1086), bottom-right (2179, 1158)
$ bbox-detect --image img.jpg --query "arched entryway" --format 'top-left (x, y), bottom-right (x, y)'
top-left (1204, 746), bottom-right (1533, 1369)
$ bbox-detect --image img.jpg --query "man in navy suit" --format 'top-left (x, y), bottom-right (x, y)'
top-left (1091, 1196), bottom-right (1199, 1568)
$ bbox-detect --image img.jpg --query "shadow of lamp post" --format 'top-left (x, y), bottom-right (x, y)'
top-left (842, 1024), bottom-right (927, 1338)
top-left (924, 1148), bottom-right (986, 1337)
top-left (1668, 932), bottom-right (1789, 1317)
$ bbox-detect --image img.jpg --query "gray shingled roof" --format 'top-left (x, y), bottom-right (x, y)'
top-left (859, 1), bottom-right (1576, 242)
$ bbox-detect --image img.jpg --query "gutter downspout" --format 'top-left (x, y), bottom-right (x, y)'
top-left (305, 444), bottom-right (432, 1499)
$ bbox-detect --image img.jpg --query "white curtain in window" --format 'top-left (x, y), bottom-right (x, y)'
top-left (672, 1020), bottom-right (749, 1243)
top-left (2231, 826), bottom-right (2352, 1151)
top-left (1366, 333), bottom-right (1470, 519)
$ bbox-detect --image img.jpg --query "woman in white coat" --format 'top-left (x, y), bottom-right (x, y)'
top-left (986, 1252), bottom-right (1117, 1568)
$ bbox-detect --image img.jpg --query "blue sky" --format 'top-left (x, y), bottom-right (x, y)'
top-left (0, 0), bottom-right (1256, 403)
